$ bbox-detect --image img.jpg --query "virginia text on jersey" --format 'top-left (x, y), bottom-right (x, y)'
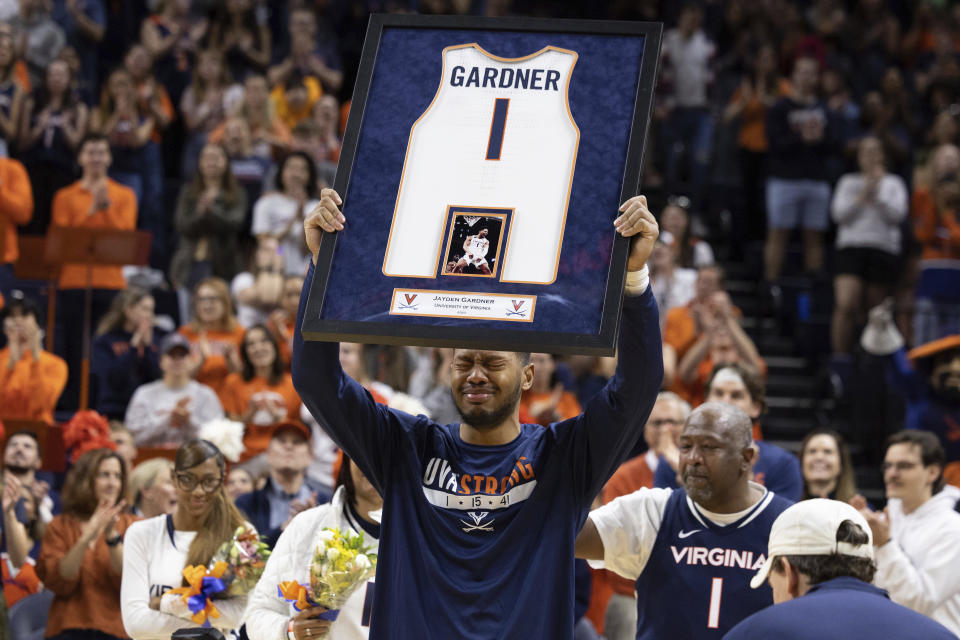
top-left (382, 43), bottom-right (580, 284)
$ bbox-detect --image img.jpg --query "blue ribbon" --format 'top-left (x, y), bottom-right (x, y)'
top-left (316, 609), bottom-right (340, 621)
top-left (187, 576), bottom-right (227, 627)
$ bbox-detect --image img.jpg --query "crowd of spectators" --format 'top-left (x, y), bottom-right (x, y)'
top-left (0, 0), bottom-right (959, 638)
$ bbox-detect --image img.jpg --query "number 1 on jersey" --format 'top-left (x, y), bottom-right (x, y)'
top-left (485, 98), bottom-right (510, 160)
top-left (707, 577), bottom-right (723, 629)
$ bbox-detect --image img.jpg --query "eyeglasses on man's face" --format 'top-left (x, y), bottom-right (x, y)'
top-left (649, 418), bottom-right (683, 428)
top-left (881, 461), bottom-right (921, 473)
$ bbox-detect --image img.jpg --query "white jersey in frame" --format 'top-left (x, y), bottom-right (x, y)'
top-left (382, 43), bottom-right (580, 284)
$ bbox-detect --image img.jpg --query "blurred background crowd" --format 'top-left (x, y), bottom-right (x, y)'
top-left (1, 0), bottom-right (960, 638)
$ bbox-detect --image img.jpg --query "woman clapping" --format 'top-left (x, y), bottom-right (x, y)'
top-left (37, 449), bottom-right (136, 640)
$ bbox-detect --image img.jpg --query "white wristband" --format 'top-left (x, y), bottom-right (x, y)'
top-left (624, 265), bottom-right (649, 295)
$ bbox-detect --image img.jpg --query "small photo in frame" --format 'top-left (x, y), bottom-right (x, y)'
top-left (440, 207), bottom-right (511, 278)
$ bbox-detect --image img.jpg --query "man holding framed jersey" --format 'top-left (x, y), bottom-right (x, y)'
top-left (291, 188), bottom-right (663, 639)
top-left (576, 402), bottom-right (793, 639)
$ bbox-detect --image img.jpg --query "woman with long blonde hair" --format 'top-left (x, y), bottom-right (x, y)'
top-left (121, 440), bottom-right (249, 639)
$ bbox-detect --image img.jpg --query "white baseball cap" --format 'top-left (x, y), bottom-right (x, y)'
top-left (749, 499), bottom-right (874, 589)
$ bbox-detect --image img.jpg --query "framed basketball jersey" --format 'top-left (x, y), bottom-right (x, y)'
top-left (302, 14), bottom-right (661, 355)
top-left (383, 44), bottom-right (579, 284)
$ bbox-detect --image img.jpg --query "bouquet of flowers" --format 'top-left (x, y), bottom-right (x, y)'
top-left (278, 528), bottom-right (377, 636)
top-left (211, 525), bottom-right (271, 597)
top-left (309, 528), bottom-right (377, 606)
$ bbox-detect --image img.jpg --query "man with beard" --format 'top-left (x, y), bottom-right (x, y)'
top-left (2, 430), bottom-right (58, 555)
top-left (292, 189), bottom-right (663, 640)
top-left (575, 403), bottom-right (793, 639)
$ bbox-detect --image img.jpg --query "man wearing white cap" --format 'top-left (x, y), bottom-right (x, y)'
top-left (723, 499), bottom-right (957, 639)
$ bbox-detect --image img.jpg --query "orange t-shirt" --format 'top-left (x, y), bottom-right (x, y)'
top-left (603, 454), bottom-right (656, 504)
top-left (912, 187), bottom-right (960, 260)
top-left (664, 305), bottom-right (699, 359)
top-left (270, 76), bottom-right (323, 131)
top-left (731, 78), bottom-right (791, 152)
top-left (0, 348), bottom-right (68, 424)
top-left (219, 371), bottom-right (301, 458)
top-left (14, 61), bottom-right (29, 92)
top-left (207, 118), bottom-right (293, 153)
top-left (664, 303), bottom-right (743, 360)
top-left (2, 558), bottom-right (41, 608)
top-left (37, 512), bottom-right (140, 639)
top-left (51, 179), bottom-right (138, 290)
top-left (0, 157), bottom-right (33, 264)
top-left (520, 390), bottom-right (582, 426)
top-left (178, 324), bottom-right (246, 395)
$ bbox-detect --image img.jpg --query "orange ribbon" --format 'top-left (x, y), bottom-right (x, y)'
top-left (278, 580), bottom-right (313, 612)
top-left (167, 564), bottom-right (228, 625)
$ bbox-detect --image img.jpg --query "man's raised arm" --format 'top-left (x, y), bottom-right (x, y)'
top-left (291, 189), bottom-right (398, 493)
top-left (564, 195), bottom-right (664, 504)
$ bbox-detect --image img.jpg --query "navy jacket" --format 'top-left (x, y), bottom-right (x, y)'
top-left (91, 328), bottom-right (162, 419)
top-left (235, 476), bottom-right (330, 550)
top-left (723, 577), bottom-right (958, 640)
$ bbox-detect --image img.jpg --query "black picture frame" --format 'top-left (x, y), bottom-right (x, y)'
top-left (302, 13), bottom-right (661, 355)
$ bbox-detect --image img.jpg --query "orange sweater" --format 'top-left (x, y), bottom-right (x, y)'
top-left (2, 558), bottom-right (41, 608)
top-left (664, 303), bottom-right (743, 359)
top-left (0, 347), bottom-right (68, 424)
top-left (219, 371), bottom-right (301, 457)
top-left (912, 187), bottom-right (960, 260)
top-left (585, 453), bottom-right (658, 632)
top-left (178, 324), bottom-right (246, 395)
top-left (51, 179), bottom-right (138, 290)
top-left (37, 512), bottom-right (140, 638)
top-left (0, 157), bottom-right (34, 264)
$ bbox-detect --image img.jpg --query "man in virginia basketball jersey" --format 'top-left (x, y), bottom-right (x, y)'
top-left (575, 402), bottom-right (793, 639)
top-left (294, 188), bottom-right (663, 640)
top-left (452, 228), bottom-right (492, 274)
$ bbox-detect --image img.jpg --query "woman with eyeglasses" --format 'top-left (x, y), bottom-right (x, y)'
top-left (37, 448), bottom-right (136, 640)
top-left (121, 440), bottom-right (250, 639)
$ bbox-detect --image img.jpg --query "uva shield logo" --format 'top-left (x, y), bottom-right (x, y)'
top-left (398, 293), bottom-right (419, 310)
top-left (506, 299), bottom-right (527, 318)
top-left (461, 511), bottom-right (495, 533)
